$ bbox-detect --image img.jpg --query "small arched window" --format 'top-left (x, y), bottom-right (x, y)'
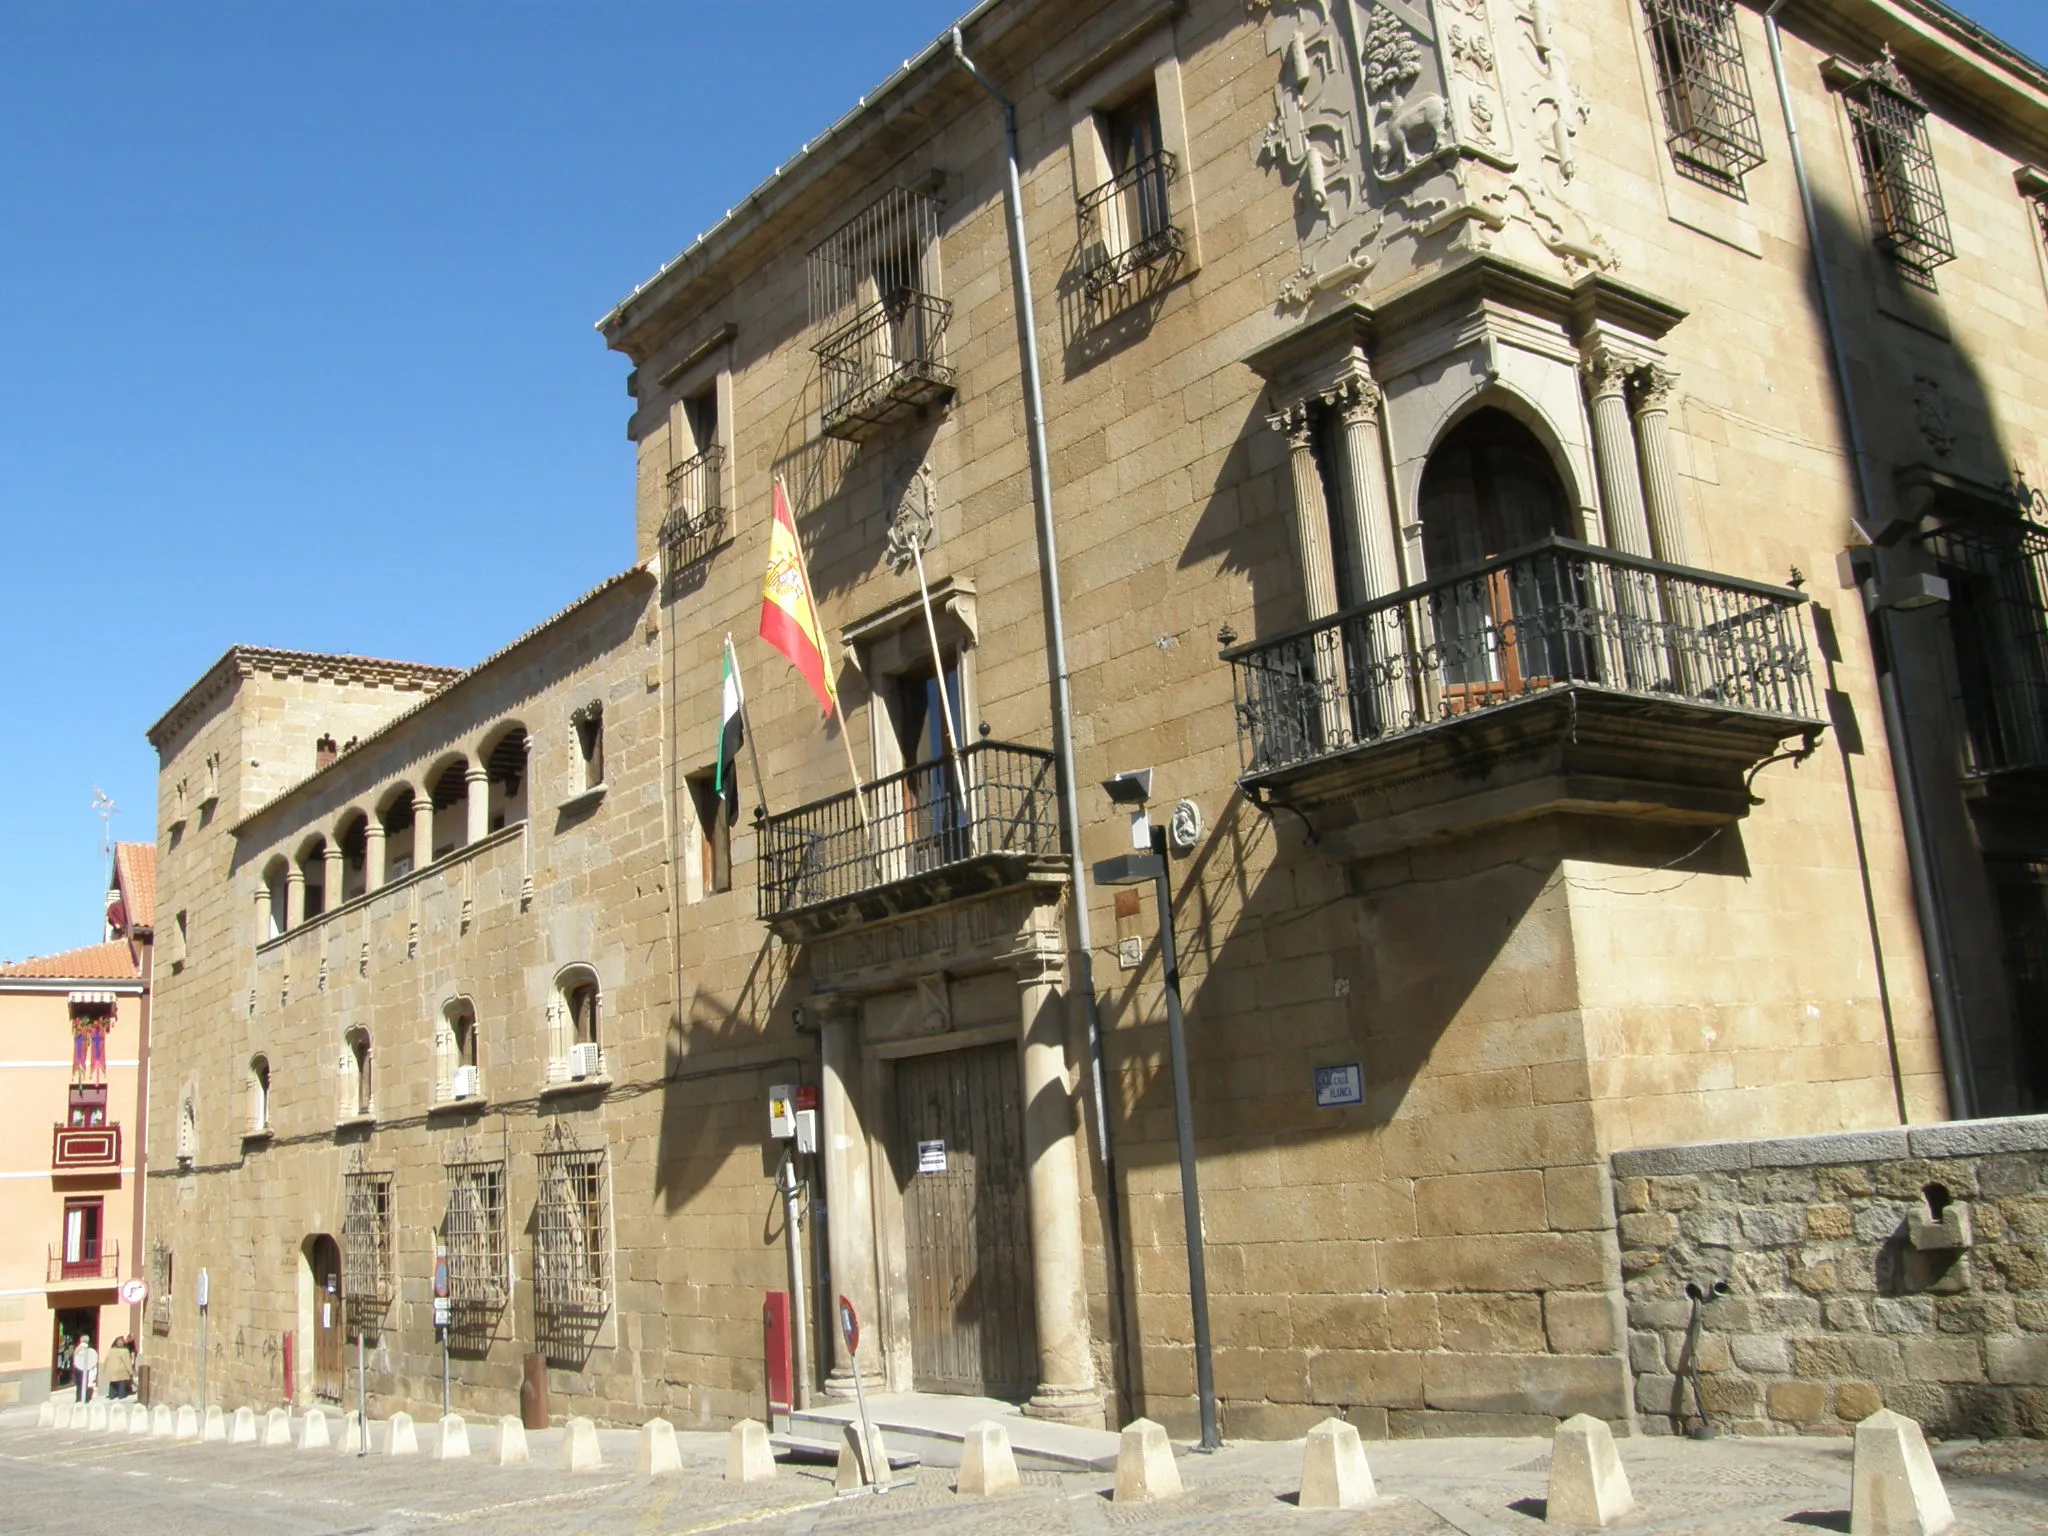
top-left (437, 999), bottom-right (482, 1103)
top-left (550, 967), bottom-right (604, 1085)
top-left (341, 1027), bottom-right (373, 1120)
top-left (248, 1055), bottom-right (271, 1135)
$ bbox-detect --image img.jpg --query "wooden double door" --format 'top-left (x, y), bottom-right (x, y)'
top-left (893, 1043), bottom-right (1036, 1399)
top-left (310, 1234), bottom-right (343, 1403)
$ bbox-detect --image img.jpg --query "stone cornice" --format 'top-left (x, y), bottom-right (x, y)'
top-left (146, 648), bottom-right (461, 755)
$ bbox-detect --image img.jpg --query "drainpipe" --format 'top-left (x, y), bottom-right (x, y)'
top-left (1762, 1), bottom-right (1975, 1117)
top-left (951, 26), bottom-right (1132, 1415)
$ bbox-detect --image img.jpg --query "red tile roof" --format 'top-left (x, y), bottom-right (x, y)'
top-left (113, 842), bottom-right (156, 932)
top-left (0, 940), bottom-right (142, 981)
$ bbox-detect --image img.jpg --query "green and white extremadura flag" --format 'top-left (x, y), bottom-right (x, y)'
top-left (717, 635), bottom-right (745, 822)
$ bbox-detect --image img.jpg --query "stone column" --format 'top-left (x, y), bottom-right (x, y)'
top-left (413, 792), bottom-right (435, 869)
top-left (465, 765), bottom-right (490, 846)
top-left (1630, 366), bottom-right (1688, 567)
top-left (1269, 402), bottom-right (1343, 622)
top-left (253, 886), bottom-right (273, 945)
top-left (287, 865), bottom-right (306, 928)
top-left (1582, 345), bottom-right (1654, 559)
top-left (321, 845), bottom-right (343, 914)
top-left (1010, 948), bottom-right (1100, 1424)
top-left (364, 819), bottom-right (386, 894)
top-left (1334, 377), bottom-right (1411, 729)
top-left (818, 997), bottom-right (878, 1397)
top-left (1269, 400), bottom-right (1349, 748)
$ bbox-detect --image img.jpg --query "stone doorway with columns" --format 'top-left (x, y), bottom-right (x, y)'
top-left (792, 885), bottom-right (1104, 1427)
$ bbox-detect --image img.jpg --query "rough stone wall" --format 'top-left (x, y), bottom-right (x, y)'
top-left (1616, 1116), bottom-right (2048, 1438)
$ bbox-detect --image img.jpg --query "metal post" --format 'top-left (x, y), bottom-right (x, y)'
top-left (780, 1149), bottom-right (813, 1410)
top-left (1149, 825), bottom-right (1218, 1450)
top-left (952, 20), bottom-right (1130, 1424)
top-left (848, 1348), bottom-right (879, 1490)
top-left (198, 1305), bottom-right (207, 1415)
top-left (441, 1330), bottom-right (450, 1421)
top-left (356, 1330), bottom-right (366, 1458)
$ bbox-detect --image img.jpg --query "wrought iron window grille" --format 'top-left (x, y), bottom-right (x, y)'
top-left (534, 1129), bottom-right (610, 1363)
top-left (341, 1164), bottom-right (394, 1334)
top-left (807, 186), bottom-right (954, 441)
top-left (1642, 0), bottom-right (1766, 194)
top-left (1838, 49), bottom-right (1955, 278)
top-left (1077, 149), bottom-right (1185, 312)
top-left (1222, 537), bottom-right (1818, 780)
top-left (757, 739), bottom-right (1062, 920)
top-left (661, 444), bottom-right (727, 595)
top-left (442, 1146), bottom-right (509, 1351)
top-left (1921, 518), bottom-right (2048, 778)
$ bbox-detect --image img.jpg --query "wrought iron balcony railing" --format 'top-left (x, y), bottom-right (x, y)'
top-left (49, 1240), bottom-right (118, 1284)
top-left (1078, 149), bottom-right (1184, 306)
top-left (759, 741), bottom-right (1061, 921)
top-left (661, 445), bottom-right (726, 583)
top-left (1225, 537), bottom-right (1818, 780)
top-left (815, 290), bottom-right (955, 441)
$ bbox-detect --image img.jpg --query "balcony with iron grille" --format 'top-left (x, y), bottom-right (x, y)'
top-left (48, 1239), bottom-right (119, 1287)
top-left (1925, 519), bottom-right (2048, 798)
top-left (661, 445), bottom-right (726, 592)
top-left (758, 741), bottom-right (1064, 940)
top-left (814, 292), bottom-right (955, 441)
top-left (1077, 149), bottom-right (1185, 317)
top-left (1222, 538), bottom-right (1823, 859)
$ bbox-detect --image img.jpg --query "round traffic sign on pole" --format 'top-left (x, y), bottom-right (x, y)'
top-left (118, 1278), bottom-right (148, 1306)
top-left (838, 1295), bottom-right (859, 1355)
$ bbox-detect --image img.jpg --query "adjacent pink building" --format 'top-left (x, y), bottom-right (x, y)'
top-left (0, 844), bottom-right (153, 1405)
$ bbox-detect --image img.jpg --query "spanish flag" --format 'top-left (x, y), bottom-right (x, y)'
top-left (759, 478), bottom-right (838, 719)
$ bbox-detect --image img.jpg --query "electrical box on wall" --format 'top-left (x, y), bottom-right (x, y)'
top-left (794, 1109), bottom-right (818, 1156)
top-left (768, 1084), bottom-right (797, 1139)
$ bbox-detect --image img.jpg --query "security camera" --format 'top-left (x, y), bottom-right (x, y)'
top-left (1101, 769), bottom-right (1153, 805)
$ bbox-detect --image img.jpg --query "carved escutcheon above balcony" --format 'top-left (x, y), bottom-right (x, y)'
top-left (1223, 538), bottom-right (1825, 859)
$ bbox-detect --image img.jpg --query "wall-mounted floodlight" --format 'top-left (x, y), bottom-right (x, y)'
top-left (1101, 769), bottom-right (1152, 805)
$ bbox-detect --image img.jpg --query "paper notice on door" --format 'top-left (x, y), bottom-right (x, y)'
top-left (321, 1301), bottom-right (331, 1329)
top-left (916, 1139), bottom-right (947, 1174)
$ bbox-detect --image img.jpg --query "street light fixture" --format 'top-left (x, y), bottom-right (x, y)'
top-left (1092, 777), bottom-right (1219, 1452)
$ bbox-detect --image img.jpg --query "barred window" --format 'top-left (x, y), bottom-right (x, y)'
top-left (534, 1144), bottom-right (610, 1362)
top-left (1922, 520), bottom-right (2048, 777)
top-left (341, 1169), bottom-right (394, 1335)
top-left (442, 1155), bottom-right (508, 1353)
top-left (1642, 0), bottom-right (1765, 193)
top-left (150, 1243), bottom-right (174, 1336)
top-left (1837, 49), bottom-right (1954, 279)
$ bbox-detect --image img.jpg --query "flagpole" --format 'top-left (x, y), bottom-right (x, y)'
top-left (905, 538), bottom-right (975, 856)
top-left (726, 633), bottom-right (771, 819)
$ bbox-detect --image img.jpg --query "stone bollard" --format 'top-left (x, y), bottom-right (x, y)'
top-left (561, 1415), bottom-right (602, 1472)
top-left (835, 1419), bottom-right (890, 1492)
top-left (388, 1411), bottom-right (419, 1456)
top-left (105, 1402), bottom-right (130, 1433)
top-left (149, 1404), bottom-right (174, 1437)
top-left (1113, 1418), bottom-right (1181, 1504)
top-left (299, 1408), bottom-right (330, 1450)
top-left (1548, 1414), bottom-right (1635, 1528)
top-left (263, 1407), bottom-right (293, 1447)
top-left (495, 1414), bottom-right (529, 1466)
top-left (337, 1411), bottom-right (363, 1454)
top-left (203, 1405), bottom-right (226, 1442)
top-left (1851, 1409), bottom-right (1954, 1536)
top-left (726, 1419), bottom-right (775, 1484)
top-left (128, 1402), bottom-right (152, 1435)
top-left (175, 1405), bottom-right (200, 1441)
top-left (437, 1414), bottom-right (470, 1461)
top-left (231, 1407), bottom-right (258, 1445)
top-left (36, 1400), bottom-right (57, 1429)
top-left (86, 1402), bottom-right (109, 1432)
top-left (637, 1417), bottom-right (681, 1477)
top-left (1300, 1417), bottom-right (1375, 1510)
top-left (958, 1420), bottom-right (1020, 1498)
top-left (52, 1401), bottom-right (74, 1431)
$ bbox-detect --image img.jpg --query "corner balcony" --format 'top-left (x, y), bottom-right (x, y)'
top-left (1223, 538), bottom-right (1824, 859)
top-left (759, 741), bottom-right (1065, 941)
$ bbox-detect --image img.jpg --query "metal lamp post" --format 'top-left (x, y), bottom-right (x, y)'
top-left (1093, 778), bottom-right (1219, 1452)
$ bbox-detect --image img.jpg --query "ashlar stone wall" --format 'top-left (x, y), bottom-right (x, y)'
top-left (1616, 1116), bottom-right (2048, 1438)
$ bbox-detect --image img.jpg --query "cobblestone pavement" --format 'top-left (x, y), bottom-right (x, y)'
top-left (3, 1408), bottom-right (2044, 1535)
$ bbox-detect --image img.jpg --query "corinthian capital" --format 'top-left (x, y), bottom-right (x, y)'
top-left (1630, 365), bottom-right (1679, 415)
top-left (1266, 399), bottom-right (1317, 449)
top-left (1325, 372), bottom-right (1384, 427)
top-left (1579, 343), bottom-right (1636, 400)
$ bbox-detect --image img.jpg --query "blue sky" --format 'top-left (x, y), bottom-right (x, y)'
top-left (1, 1), bottom-right (2044, 962)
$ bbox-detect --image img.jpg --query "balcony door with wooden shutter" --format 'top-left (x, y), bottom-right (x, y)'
top-left (1418, 410), bottom-right (1577, 710)
top-left (893, 1043), bottom-right (1036, 1399)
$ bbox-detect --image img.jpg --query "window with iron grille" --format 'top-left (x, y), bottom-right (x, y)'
top-left (341, 1170), bottom-right (394, 1334)
top-left (1641, 0), bottom-right (1765, 194)
top-left (442, 1157), bottom-right (509, 1311)
top-left (1838, 50), bottom-right (1955, 279)
top-left (150, 1243), bottom-right (173, 1336)
top-left (534, 1144), bottom-right (610, 1359)
top-left (807, 186), bottom-right (953, 442)
top-left (1922, 519), bottom-right (2048, 776)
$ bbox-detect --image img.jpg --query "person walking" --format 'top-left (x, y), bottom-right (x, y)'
top-left (101, 1336), bottom-right (135, 1401)
top-left (71, 1335), bottom-right (98, 1403)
